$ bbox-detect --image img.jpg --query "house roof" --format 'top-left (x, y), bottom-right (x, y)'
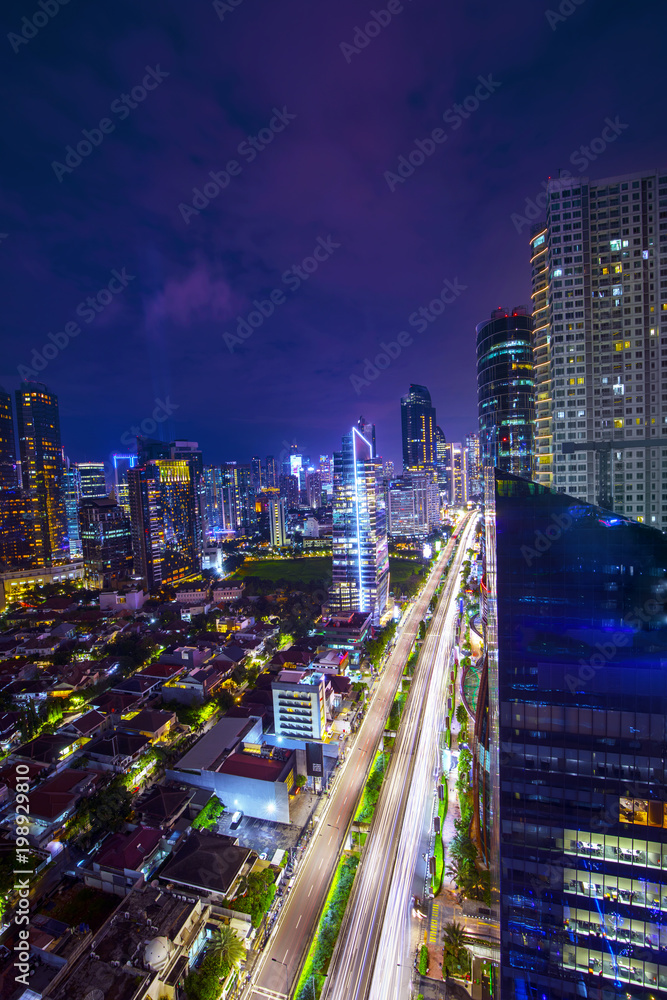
top-left (93, 825), bottom-right (162, 872)
top-left (86, 731), bottom-right (149, 759)
top-left (139, 784), bottom-right (193, 825)
top-left (159, 829), bottom-right (250, 895)
top-left (28, 769), bottom-right (100, 820)
top-left (14, 733), bottom-right (77, 764)
top-left (176, 716), bottom-right (258, 772)
top-left (218, 750), bottom-right (294, 783)
top-left (122, 709), bottom-right (175, 734)
top-left (66, 709), bottom-right (107, 736)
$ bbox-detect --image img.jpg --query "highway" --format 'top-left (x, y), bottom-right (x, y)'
top-left (322, 513), bottom-right (477, 1000)
top-left (243, 522), bottom-right (467, 1000)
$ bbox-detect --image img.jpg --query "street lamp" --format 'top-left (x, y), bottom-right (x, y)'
top-left (271, 957), bottom-right (289, 997)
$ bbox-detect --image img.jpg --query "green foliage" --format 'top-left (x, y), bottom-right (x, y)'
top-left (418, 944), bottom-right (429, 975)
top-left (104, 633), bottom-right (157, 672)
top-left (68, 777), bottom-right (132, 847)
top-left (208, 924), bottom-right (245, 972)
top-left (442, 920), bottom-right (471, 979)
top-left (354, 752), bottom-right (387, 824)
top-left (225, 869), bottom-right (276, 927)
top-left (295, 854), bottom-right (359, 1000)
top-left (192, 795), bottom-right (224, 830)
top-left (432, 833), bottom-right (444, 895)
top-left (295, 774), bottom-right (307, 788)
top-left (364, 621), bottom-right (397, 668)
top-left (455, 703), bottom-right (467, 727)
top-left (418, 620), bottom-right (426, 641)
top-left (183, 951), bottom-right (224, 1000)
top-left (387, 692), bottom-right (405, 732)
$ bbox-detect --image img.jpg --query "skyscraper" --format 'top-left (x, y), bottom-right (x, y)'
top-left (434, 426), bottom-right (448, 503)
top-left (0, 386), bottom-right (16, 489)
top-left (476, 307), bottom-right (534, 479)
top-left (465, 431), bottom-right (483, 499)
top-left (203, 465), bottom-right (225, 539)
top-left (111, 454), bottom-right (138, 515)
top-left (268, 497), bottom-right (287, 548)
top-left (0, 489), bottom-right (41, 566)
top-left (128, 465), bottom-right (163, 591)
top-left (63, 463), bottom-right (82, 558)
top-left (530, 168), bottom-right (667, 528)
top-left (329, 425), bottom-right (389, 624)
top-left (265, 455), bottom-right (278, 489)
top-left (484, 469), bottom-right (667, 999)
top-left (75, 461), bottom-right (107, 499)
top-left (14, 382), bottom-right (67, 565)
top-left (444, 442), bottom-right (468, 505)
top-left (154, 459), bottom-right (199, 583)
top-left (251, 455), bottom-right (263, 491)
top-left (401, 384), bottom-right (437, 470)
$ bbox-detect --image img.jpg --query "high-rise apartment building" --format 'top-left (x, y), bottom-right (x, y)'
top-left (306, 471), bottom-right (322, 508)
top-left (484, 468), bottom-right (667, 1000)
top-left (0, 387), bottom-right (16, 489)
top-left (530, 168), bottom-right (667, 528)
top-left (203, 465), bottom-right (225, 538)
top-left (476, 307), bottom-right (534, 479)
top-left (329, 425), bottom-right (389, 624)
top-left (268, 497), bottom-right (287, 548)
top-left (401, 384), bottom-right (437, 470)
top-left (14, 382), bottom-right (67, 565)
top-left (79, 497), bottom-right (132, 589)
top-left (465, 431), bottom-right (483, 498)
top-left (154, 459), bottom-right (199, 584)
top-left (251, 455), bottom-right (263, 491)
top-left (111, 454), bottom-right (137, 515)
top-left (63, 464), bottom-right (82, 558)
top-left (434, 426), bottom-right (449, 503)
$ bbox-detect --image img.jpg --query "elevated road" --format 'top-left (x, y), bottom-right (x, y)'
top-left (323, 514), bottom-right (477, 1000)
top-left (244, 519), bottom-right (469, 1000)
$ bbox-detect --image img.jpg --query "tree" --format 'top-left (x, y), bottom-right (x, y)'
top-left (209, 925), bottom-right (245, 972)
top-left (295, 774), bottom-right (307, 788)
top-left (442, 920), bottom-right (471, 979)
top-left (183, 950), bottom-right (224, 1000)
top-left (455, 703), bottom-right (467, 727)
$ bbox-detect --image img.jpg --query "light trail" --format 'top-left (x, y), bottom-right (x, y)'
top-left (322, 513), bottom-right (477, 1000)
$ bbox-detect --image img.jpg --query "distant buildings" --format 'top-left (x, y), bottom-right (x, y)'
top-left (0, 386), bottom-right (16, 489)
top-left (445, 442), bottom-right (468, 506)
top-left (476, 306), bottom-right (534, 478)
top-left (79, 496), bottom-right (132, 589)
top-left (329, 425), bottom-right (389, 624)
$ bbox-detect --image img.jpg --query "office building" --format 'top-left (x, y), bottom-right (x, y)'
top-left (387, 478), bottom-right (421, 536)
top-left (203, 465), bottom-right (225, 538)
top-left (434, 426), bottom-right (449, 502)
top-left (476, 307), bottom-right (535, 479)
top-left (128, 465), bottom-right (164, 591)
top-left (272, 669), bottom-right (326, 741)
top-left (0, 387), bottom-right (16, 489)
top-left (154, 459), bottom-right (199, 584)
top-left (530, 168), bottom-right (667, 527)
top-left (484, 469), bottom-right (667, 999)
top-left (14, 382), bottom-right (67, 565)
top-left (221, 461), bottom-right (241, 531)
top-left (279, 473), bottom-right (299, 509)
top-left (401, 384), bottom-right (437, 470)
top-left (306, 470), bottom-right (322, 508)
top-left (79, 497), bottom-right (132, 589)
top-left (110, 454), bottom-right (137, 515)
top-left (75, 461), bottom-right (107, 499)
top-left (329, 425), bottom-right (389, 624)
top-left (268, 496), bottom-right (287, 548)
top-left (465, 431), bottom-right (483, 499)
top-left (0, 489), bottom-right (41, 566)
top-left (445, 442), bottom-right (468, 505)
top-left (251, 455), bottom-right (263, 491)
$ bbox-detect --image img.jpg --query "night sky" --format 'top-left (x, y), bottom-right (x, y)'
top-left (1, 0), bottom-right (666, 470)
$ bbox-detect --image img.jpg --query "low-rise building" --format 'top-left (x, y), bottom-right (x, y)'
top-left (84, 825), bottom-right (168, 896)
top-left (272, 669), bottom-right (326, 741)
top-left (121, 709), bottom-right (177, 742)
top-left (99, 588), bottom-right (146, 611)
top-left (158, 829), bottom-right (253, 903)
top-left (211, 581), bottom-right (245, 603)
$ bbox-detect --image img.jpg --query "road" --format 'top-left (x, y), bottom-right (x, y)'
top-left (322, 513), bottom-right (477, 1000)
top-left (243, 524), bottom-right (466, 1000)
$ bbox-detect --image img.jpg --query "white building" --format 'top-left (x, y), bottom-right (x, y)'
top-left (272, 669), bottom-right (326, 740)
top-left (269, 497), bottom-right (287, 548)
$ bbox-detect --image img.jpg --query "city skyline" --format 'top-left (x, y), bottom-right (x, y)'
top-left (2, 1), bottom-right (666, 467)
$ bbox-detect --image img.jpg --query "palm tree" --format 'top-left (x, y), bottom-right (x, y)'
top-left (209, 924), bottom-right (245, 972)
top-left (442, 920), bottom-right (470, 979)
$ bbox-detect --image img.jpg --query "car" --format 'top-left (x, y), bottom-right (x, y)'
top-left (259, 852), bottom-right (268, 860)
top-left (230, 810), bottom-right (243, 831)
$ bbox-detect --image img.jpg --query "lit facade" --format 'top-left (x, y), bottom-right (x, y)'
top-left (268, 496), bottom-right (287, 547)
top-left (14, 382), bottom-right (67, 565)
top-left (486, 469), bottom-right (667, 999)
top-left (329, 426), bottom-right (389, 625)
top-left (0, 489), bottom-right (41, 567)
top-left (75, 461), bottom-right (107, 499)
top-left (401, 383), bottom-right (437, 470)
top-left (530, 169), bottom-right (667, 528)
top-left (477, 306), bottom-right (535, 479)
top-left (79, 497), bottom-right (132, 589)
top-left (154, 459), bottom-right (199, 584)
top-left (272, 670), bottom-right (326, 741)
top-left (128, 465), bottom-right (164, 590)
top-left (0, 386), bottom-right (16, 489)
top-left (445, 442), bottom-right (468, 505)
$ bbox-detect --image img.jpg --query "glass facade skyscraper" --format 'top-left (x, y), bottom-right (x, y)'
top-left (476, 306), bottom-right (534, 478)
top-left (329, 426), bottom-right (389, 624)
top-left (401, 384), bottom-right (437, 471)
top-left (485, 469), bottom-right (667, 999)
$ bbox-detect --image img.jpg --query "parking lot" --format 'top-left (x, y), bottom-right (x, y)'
top-left (217, 789), bottom-right (320, 855)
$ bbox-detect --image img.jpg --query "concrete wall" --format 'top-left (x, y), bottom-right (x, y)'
top-left (165, 767), bottom-right (291, 824)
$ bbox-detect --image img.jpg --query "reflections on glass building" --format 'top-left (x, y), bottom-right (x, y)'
top-left (485, 470), bottom-right (667, 999)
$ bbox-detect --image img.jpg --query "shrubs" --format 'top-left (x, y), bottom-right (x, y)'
top-left (192, 795), bottom-right (224, 830)
top-left (418, 944), bottom-right (429, 975)
top-left (225, 869), bottom-right (276, 927)
top-left (354, 752), bottom-right (387, 824)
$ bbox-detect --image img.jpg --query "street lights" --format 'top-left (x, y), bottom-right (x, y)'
top-left (271, 957), bottom-right (289, 997)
